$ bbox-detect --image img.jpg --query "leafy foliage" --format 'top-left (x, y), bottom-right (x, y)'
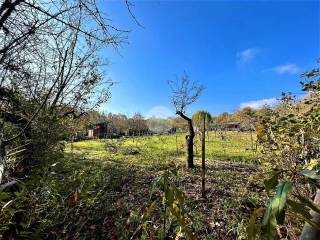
top-left (131, 167), bottom-right (196, 239)
top-left (248, 63), bottom-right (320, 239)
top-left (192, 111), bottom-right (212, 131)
top-left (1, 132), bottom-right (262, 239)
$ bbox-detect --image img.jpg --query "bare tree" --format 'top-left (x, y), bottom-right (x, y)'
top-left (0, 0), bottom-right (136, 182)
top-left (168, 72), bottom-right (204, 168)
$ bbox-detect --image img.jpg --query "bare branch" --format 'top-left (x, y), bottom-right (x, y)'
top-left (125, 0), bottom-right (144, 28)
top-left (168, 72), bottom-right (204, 114)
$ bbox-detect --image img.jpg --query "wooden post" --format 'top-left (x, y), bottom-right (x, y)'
top-left (201, 116), bottom-right (206, 198)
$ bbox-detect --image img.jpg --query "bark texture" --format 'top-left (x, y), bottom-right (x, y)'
top-left (177, 111), bottom-right (195, 168)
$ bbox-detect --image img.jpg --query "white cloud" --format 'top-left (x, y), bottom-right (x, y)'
top-left (240, 98), bottom-right (279, 110)
top-left (237, 48), bottom-right (259, 64)
top-left (146, 105), bottom-right (174, 119)
top-left (273, 64), bottom-right (299, 74)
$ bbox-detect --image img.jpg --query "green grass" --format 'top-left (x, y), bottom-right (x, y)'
top-left (55, 131), bottom-right (261, 239)
top-left (69, 131), bottom-right (257, 166)
top-left (3, 131), bottom-right (302, 239)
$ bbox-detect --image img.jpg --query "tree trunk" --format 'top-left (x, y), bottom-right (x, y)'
top-left (177, 111), bottom-right (195, 168)
top-left (186, 134), bottom-right (194, 168)
top-left (186, 118), bottom-right (195, 168)
top-left (201, 117), bottom-right (206, 198)
top-left (300, 189), bottom-right (320, 240)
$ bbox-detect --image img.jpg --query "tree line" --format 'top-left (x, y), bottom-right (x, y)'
top-left (75, 105), bottom-right (266, 139)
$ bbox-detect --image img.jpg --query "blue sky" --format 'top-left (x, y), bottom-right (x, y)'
top-left (100, 0), bottom-right (319, 118)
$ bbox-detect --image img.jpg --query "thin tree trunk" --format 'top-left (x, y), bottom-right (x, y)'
top-left (201, 117), bottom-right (206, 198)
top-left (186, 118), bottom-right (195, 168)
top-left (177, 111), bottom-right (195, 168)
top-left (186, 134), bottom-right (194, 168)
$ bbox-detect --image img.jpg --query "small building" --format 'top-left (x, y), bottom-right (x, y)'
top-left (91, 120), bottom-right (120, 139)
top-left (219, 122), bottom-right (241, 131)
top-left (75, 120), bottom-right (116, 140)
top-left (75, 129), bottom-right (94, 140)
top-left (88, 129), bottom-right (94, 138)
top-left (92, 120), bottom-right (108, 139)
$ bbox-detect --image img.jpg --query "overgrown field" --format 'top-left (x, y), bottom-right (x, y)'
top-left (0, 131), bottom-right (303, 239)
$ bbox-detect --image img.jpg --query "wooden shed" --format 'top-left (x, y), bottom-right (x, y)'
top-left (219, 122), bottom-right (241, 131)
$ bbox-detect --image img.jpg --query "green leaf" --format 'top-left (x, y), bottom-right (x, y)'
top-left (264, 171), bottom-right (282, 196)
top-left (295, 194), bottom-right (320, 215)
top-left (166, 186), bottom-right (174, 206)
top-left (288, 200), bottom-right (320, 230)
top-left (0, 192), bottom-right (10, 201)
top-left (287, 199), bottom-right (312, 220)
top-left (247, 207), bottom-right (264, 240)
top-left (305, 178), bottom-right (320, 190)
top-left (262, 202), bottom-right (277, 240)
top-left (299, 169), bottom-right (320, 180)
top-left (262, 182), bottom-right (292, 240)
top-left (149, 175), bottom-right (163, 199)
top-left (274, 182), bottom-right (292, 217)
top-left (141, 200), bottom-right (158, 222)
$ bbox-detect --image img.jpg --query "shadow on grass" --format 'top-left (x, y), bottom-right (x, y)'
top-left (23, 151), bottom-right (149, 240)
top-left (14, 145), bottom-right (260, 240)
